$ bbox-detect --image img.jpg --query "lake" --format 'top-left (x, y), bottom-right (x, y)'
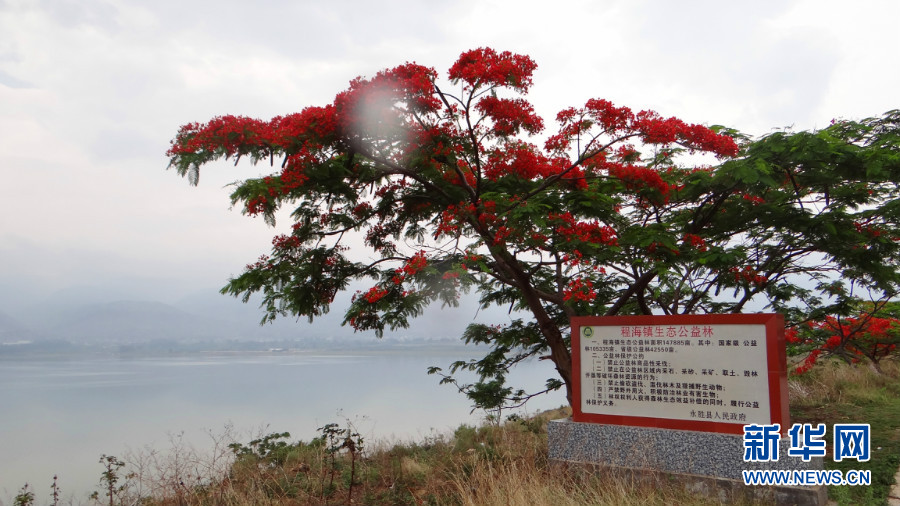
top-left (0, 348), bottom-right (565, 503)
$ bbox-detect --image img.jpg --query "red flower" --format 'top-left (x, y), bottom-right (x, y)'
top-left (363, 287), bottom-right (389, 304)
top-left (550, 212), bottom-right (617, 246)
top-left (785, 327), bottom-right (800, 344)
top-left (824, 335), bottom-right (843, 349)
top-left (682, 233), bottom-right (708, 252)
top-left (742, 194), bottom-right (765, 205)
top-left (563, 278), bottom-right (597, 302)
top-left (607, 163), bottom-right (670, 196)
top-left (448, 48), bottom-right (537, 92)
top-left (476, 96), bottom-right (544, 136)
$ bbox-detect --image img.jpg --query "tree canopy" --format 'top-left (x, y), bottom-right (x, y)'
top-left (167, 48), bottom-right (900, 409)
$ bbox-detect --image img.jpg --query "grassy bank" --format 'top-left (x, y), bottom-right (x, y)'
top-left (97, 406), bottom-right (721, 506)
top-left (790, 360), bottom-right (900, 506)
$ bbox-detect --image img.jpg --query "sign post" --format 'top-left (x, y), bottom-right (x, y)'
top-left (548, 313), bottom-right (827, 506)
top-left (572, 313), bottom-right (789, 434)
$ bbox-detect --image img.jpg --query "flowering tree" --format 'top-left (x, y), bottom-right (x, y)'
top-left (788, 300), bottom-right (900, 374)
top-left (167, 48), bottom-right (900, 409)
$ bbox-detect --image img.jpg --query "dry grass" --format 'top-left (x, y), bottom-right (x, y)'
top-left (789, 358), bottom-right (900, 506)
top-left (451, 457), bottom-right (725, 506)
top-left (106, 406), bottom-right (731, 506)
top-left (789, 358), bottom-right (900, 408)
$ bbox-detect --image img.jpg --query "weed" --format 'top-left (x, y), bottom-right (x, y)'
top-left (13, 484), bottom-right (34, 506)
top-left (50, 475), bottom-right (60, 506)
top-left (89, 454), bottom-right (134, 506)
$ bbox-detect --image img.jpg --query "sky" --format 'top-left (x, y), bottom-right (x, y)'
top-left (1, 0), bottom-right (899, 311)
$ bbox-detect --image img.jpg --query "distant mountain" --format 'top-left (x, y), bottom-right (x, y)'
top-left (3, 283), bottom-right (515, 347)
top-left (0, 280), bottom-right (44, 316)
top-left (0, 310), bottom-right (39, 342)
top-left (17, 284), bottom-right (134, 332)
top-left (174, 289), bottom-right (307, 329)
top-left (47, 300), bottom-right (221, 343)
top-left (173, 288), bottom-right (370, 340)
top-left (40, 297), bottom-right (343, 344)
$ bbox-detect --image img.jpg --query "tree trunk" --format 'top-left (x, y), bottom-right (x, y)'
top-left (494, 250), bottom-right (574, 406)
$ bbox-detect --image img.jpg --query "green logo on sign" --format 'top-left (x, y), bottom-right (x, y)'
top-left (582, 327), bottom-right (594, 338)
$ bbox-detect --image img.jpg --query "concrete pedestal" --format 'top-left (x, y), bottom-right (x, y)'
top-left (548, 418), bottom-right (827, 506)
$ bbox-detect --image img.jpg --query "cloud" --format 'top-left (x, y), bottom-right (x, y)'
top-left (1, 0), bottom-right (898, 310)
top-left (0, 68), bottom-right (33, 88)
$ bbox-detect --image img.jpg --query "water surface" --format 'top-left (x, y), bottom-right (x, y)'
top-left (0, 349), bottom-right (564, 503)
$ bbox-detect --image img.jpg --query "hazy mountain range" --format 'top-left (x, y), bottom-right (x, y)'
top-left (0, 282), bottom-right (497, 349)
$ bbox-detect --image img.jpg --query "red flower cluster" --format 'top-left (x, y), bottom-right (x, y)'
top-left (277, 150), bottom-right (314, 193)
top-left (374, 179), bottom-right (409, 198)
top-left (363, 286), bottom-right (389, 304)
top-left (563, 278), bottom-right (597, 302)
top-left (334, 62), bottom-right (441, 130)
top-left (245, 254), bottom-right (272, 271)
top-left (607, 163), bottom-right (670, 196)
top-left (544, 98), bottom-right (738, 159)
top-left (434, 201), bottom-right (479, 237)
top-left (167, 105), bottom-right (340, 160)
top-left (731, 266), bottom-right (767, 286)
top-left (742, 194), bottom-right (765, 205)
top-left (272, 234), bottom-right (301, 250)
top-left (483, 144), bottom-right (568, 181)
top-left (403, 124), bottom-right (463, 169)
top-left (167, 109), bottom-right (340, 209)
top-left (392, 251), bottom-right (428, 285)
top-left (167, 115), bottom-right (270, 159)
top-left (268, 105), bottom-right (338, 150)
top-left (647, 242), bottom-right (678, 256)
top-left (448, 48), bottom-right (538, 92)
top-left (615, 144), bottom-right (639, 160)
top-left (854, 221), bottom-right (883, 238)
top-left (561, 250), bottom-right (585, 267)
top-left (459, 252), bottom-right (483, 272)
top-left (816, 315), bottom-right (898, 348)
top-left (351, 202), bottom-right (372, 219)
top-left (585, 99), bottom-right (633, 132)
top-left (633, 110), bottom-right (739, 157)
top-left (435, 205), bottom-right (461, 237)
top-left (364, 223), bottom-right (396, 252)
top-left (246, 196), bottom-right (268, 216)
top-left (795, 349), bottom-right (821, 375)
top-left (441, 163), bottom-right (477, 188)
top-left (682, 233), bottom-right (708, 252)
top-left (550, 212), bottom-right (617, 246)
top-left (530, 232), bottom-right (549, 243)
top-left (793, 314), bottom-right (900, 374)
top-left (475, 96), bottom-right (544, 136)
top-left (493, 225), bottom-right (513, 245)
top-left (435, 200), bottom-right (507, 238)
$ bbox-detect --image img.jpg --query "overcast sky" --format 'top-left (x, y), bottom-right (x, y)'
top-left (1, 0), bottom-right (899, 308)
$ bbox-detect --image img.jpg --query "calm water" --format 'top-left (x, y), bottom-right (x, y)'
top-left (0, 349), bottom-right (564, 503)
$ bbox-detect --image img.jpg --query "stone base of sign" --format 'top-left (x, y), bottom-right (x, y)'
top-left (548, 418), bottom-right (827, 506)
